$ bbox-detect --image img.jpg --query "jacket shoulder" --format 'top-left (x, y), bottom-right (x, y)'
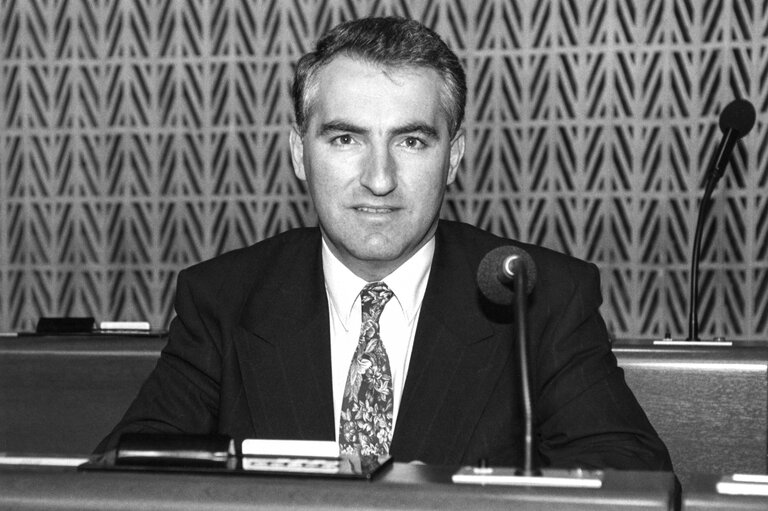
top-left (438, 220), bottom-right (597, 281)
top-left (185, 228), bottom-right (318, 276)
top-left (176, 227), bottom-right (321, 308)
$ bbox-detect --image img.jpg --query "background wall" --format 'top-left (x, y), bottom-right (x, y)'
top-left (0, 0), bottom-right (766, 341)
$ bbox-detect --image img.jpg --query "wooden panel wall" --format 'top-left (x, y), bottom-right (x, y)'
top-left (1, 0), bottom-right (767, 341)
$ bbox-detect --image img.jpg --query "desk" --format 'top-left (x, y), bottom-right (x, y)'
top-left (613, 340), bottom-right (768, 488)
top-left (681, 474), bottom-right (768, 510)
top-left (0, 462), bottom-right (676, 510)
top-left (2, 335), bottom-right (766, 490)
top-left (0, 335), bottom-right (164, 455)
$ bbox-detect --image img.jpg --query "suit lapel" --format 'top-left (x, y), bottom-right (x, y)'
top-left (232, 231), bottom-right (336, 441)
top-left (392, 224), bottom-right (514, 463)
top-left (226, 224), bottom-right (514, 457)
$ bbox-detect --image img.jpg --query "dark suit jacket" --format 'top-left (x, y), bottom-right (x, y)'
top-left (96, 220), bottom-right (672, 470)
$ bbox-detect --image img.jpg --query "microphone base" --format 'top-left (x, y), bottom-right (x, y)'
top-left (452, 466), bottom-right (603, 488)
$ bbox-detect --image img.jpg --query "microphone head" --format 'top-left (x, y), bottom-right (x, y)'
top-left (719, 98), bottom-right (756, 138)
top-left (477, 246), bottom-right (537, 306)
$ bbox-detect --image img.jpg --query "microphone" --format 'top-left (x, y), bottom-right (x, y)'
top-left (456, 247), bottom-right (602, 487)
top-left (477, 246), bottom-right (537, 305)
top-left (477, 246), bottom-right (538, 476)
top-left (708, 98), bottom-right (756, 183)
top-left (687, 98), bottom-right (755, 341)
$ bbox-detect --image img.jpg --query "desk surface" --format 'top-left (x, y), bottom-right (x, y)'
top-left (0, 334), bottom-right (166, 353)
top-left (2, 336), bottom-right (766, 491)
top-left (612, 338), bottom-right (768, 360)
top-left (0, 462), bottom-right (676, 511)
top-left (682, 474), bottom-right (768, 510)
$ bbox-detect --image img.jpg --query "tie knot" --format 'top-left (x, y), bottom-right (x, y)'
top-left (361, 282), bottom-right (393, 320)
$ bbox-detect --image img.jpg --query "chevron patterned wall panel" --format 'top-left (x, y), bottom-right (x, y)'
top-left (1, 0), bottom-right (766, 341)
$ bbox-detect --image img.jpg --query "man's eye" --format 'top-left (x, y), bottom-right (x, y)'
top-left (331, 134), bottom-right (354, 146)
top-left (402, 137), bottom-right (426, 149)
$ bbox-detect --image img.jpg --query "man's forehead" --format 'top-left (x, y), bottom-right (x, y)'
top-left (315, 55), bottom-right (441, 85)
top-left (306, 56), bottom-right (450, 130)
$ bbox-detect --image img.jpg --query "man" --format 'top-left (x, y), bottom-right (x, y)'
top-left (96, 17), bottom-right (672, 471)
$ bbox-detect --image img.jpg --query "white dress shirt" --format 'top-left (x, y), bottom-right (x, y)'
top-left (322, 237), bottom-right (434, 446)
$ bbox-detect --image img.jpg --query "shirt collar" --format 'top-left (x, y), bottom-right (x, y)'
top-left (322, 237), bottom-right (435, 331)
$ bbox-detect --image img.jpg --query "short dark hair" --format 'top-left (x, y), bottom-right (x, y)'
top-left (292, 17), bottom-right (466, 138)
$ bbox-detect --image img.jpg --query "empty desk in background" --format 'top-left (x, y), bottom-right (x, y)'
top-left (681, 473), bottom-right (768, 510)
top-left (614, 340), bottom-right (768, 488)
top-left (0, 335), bottom-right (165, 455)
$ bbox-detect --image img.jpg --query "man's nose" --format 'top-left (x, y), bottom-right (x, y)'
top-left (359, 146), bottom-right (397, 195)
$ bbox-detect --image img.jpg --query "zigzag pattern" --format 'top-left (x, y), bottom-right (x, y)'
top-left (0, 0), bottom-right (766, 342)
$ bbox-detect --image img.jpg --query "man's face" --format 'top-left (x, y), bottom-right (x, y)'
top-left (290, 56), bottom-right (465, 281)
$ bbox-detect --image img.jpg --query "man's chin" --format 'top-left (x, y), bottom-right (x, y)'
top-left (343, 245), bottom-right (409, 276)
top-left (349, 248), bottom-right (404, 265)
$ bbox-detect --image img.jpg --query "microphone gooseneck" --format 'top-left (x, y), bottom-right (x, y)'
top-left (477, 246), bottom-right (538, 476)
top-left (687, 98), bottom-right (755, 342)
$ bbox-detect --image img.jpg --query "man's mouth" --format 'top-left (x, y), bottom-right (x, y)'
top-left (356, 206), bottom-right (393, 214)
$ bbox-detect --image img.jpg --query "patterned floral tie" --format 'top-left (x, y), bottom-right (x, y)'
top-left (339, 282), bottom-right (394, 457)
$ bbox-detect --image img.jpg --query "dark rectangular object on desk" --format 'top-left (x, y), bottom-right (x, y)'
top-left (116, 433), bottom-right (234, 468)
top-left (36, 317), bottom-right (95, 334)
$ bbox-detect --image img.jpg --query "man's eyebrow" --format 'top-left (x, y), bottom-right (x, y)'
top-left (317, 120), bottom-right (368, 136)
top-left (316, 120), bottom-right (441, 139)
top-left (390, 122), bottom-right (440, 140)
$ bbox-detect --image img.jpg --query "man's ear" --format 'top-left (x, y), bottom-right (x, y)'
top-left (446, 128), bottom-right (465, 185)
top-left (289, 124), bottom-right (306, 181)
